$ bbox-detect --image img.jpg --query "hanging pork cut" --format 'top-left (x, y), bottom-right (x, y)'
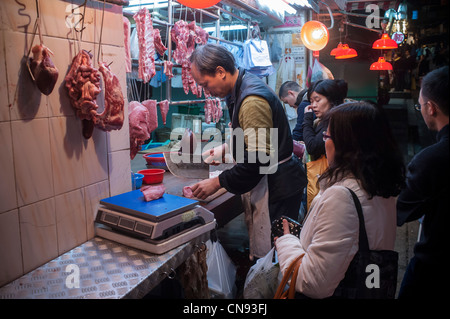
top-left (171, 20), bottom-right (208, 96)
top-left (158, 99), bottom-right (170, 125)
top-left (129, 101), bottom-right (151, 159)
top-left (29, 44), bottom-right (59, 95)
top-left (203, 98), bottom-right (223, 124)
top-left (94, 62), bottom-right (125, 132)
top-left (153, 28), bottom-right (167, 56)
top-left (133, 8), bottom-right (155, 83)
top-left (65, 50), bottom-right (125, 139)
top-left (123, 16), bottom-right (132, 73)
top-left (141, 99), bottom-right (158, 133)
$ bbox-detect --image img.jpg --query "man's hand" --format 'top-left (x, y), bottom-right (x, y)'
top-left (203, 143), bottom-right (230, 165)
top-left (190, 177), bottom-right (221, 200)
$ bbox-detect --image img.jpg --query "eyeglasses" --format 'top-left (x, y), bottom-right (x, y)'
top-left (322, 131), bottom-right (332, 142)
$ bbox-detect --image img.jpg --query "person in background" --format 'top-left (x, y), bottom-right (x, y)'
top-left (188, 44), bottom-right (307, 259)
top-left (275, 101), bottom-right (406, 298)
top-left (302, 79), bottom-right (348, 210)
top-left (278, 81), bottom-right (309, 142)
top-left (397, 66), bottom-right (449, 299)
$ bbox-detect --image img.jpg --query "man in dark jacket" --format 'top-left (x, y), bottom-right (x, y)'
top-left (279, 81), bottom-right (309, 141)
top-left (188, 44), bottom-right (307, 223)
top-left (397, 66), bottom-right (449, 299)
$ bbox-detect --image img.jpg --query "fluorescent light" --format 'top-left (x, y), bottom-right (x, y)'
top-left (203, 25), bottom-right (248, 32)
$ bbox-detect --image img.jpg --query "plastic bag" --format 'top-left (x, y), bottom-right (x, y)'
top-left (206, 240), bottom-right (237, 299)
top-left (243, 247), bottom-right (282, 299)
top-left (311, 59), bottom-right (334, 83)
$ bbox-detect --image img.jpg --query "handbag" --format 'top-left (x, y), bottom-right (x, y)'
top-left (333, 188), bottom-right (399, 299)
top-left (274, 253), bottom-right (305, 299)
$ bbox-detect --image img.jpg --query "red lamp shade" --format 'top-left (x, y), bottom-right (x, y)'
top-left (300, 21), bottom-right (329, 51)
top-left (335, 44), bottom-right (357, 59)
top-left (330, 43), bottom-right (343, 56)
top-left (372, 33), bottom-right (398, 50)
top-left (176, 0), bottom-right (221, 9)
top-left (370, 57), bottom-right (393, 70)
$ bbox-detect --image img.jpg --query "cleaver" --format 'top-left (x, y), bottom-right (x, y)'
top-left (163, 152), bottom-right (210, 179)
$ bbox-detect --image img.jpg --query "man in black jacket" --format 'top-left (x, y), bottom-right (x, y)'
top-left (188, 44), bottom-right (307, 223)
top-left (397, 66), bottom-right (449, 298)
top-left (279, 81), bottom-right (309, 141)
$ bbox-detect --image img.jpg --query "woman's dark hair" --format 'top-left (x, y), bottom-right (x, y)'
top-left (190, 43), bottom-right (237, 76)
top-left (319, 101), bottom-right (405, 198)
top-left (307, 79), bottom-right (348, 107)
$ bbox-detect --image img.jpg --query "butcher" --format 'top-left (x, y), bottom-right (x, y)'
top-left (188, 44), bottom-right (307, 259)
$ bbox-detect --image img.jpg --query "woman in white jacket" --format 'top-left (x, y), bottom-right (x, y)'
top-left (275, 101), bottom-right (405, 299)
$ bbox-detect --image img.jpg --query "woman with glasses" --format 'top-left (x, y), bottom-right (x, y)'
top-left (302, 79), bottom-right (348, 210)
top-left (275, 101), bottom-right (406, 298)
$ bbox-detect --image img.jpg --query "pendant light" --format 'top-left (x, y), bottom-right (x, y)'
top-left (335, 44), bottom-right (358, 59)
top-left (372, 33), bottom-right (398, 50)
top-left (177, 0), bottom-right (221, 9)
top-left (300, 20), bottom-right (329, 51)
top-left (330, 43), bottom-right (343, 56)
top-left (370, 57), bottom-right (393, 70)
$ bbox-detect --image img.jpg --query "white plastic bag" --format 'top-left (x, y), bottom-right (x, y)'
top-left (206, 240), bottom-right (237, 299)
top-left (243, 247), bottom-right (282, 299)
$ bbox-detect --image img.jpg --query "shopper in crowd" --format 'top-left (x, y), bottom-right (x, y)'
top-left (397, 66), bottom-right (449, 299)
top-left (302, 79), bottom-right (348, 210)
top-left (278, 81), bottom-right (309, 141)
top-left (188, 43), bottom-right (307, 258)
top-left (275, 101), bottom-right (406, 298)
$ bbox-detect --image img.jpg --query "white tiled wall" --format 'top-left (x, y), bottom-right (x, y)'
top-left (0, 0), bottom-right (131, 286)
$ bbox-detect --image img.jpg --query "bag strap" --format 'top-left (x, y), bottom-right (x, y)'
top-left (346, 188), bottom-right (370, 252)
top-left (274, 253), bottom-right (305, 299)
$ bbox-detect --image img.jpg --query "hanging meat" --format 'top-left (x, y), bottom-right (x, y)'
top-left (204, 98), bottom-right (223, 124)
top-left (133, 8), bottom-right (155, 83)
top-left (164, 60), bottom-right (174, 79)
top-left (65, 50), bottom-right (101, 139)
top-left (128, 99), bottom-right (159, 159)
top-left (29, 44), bottom-right (59, 95)
top-left (153, 28), bottom-right (167, 56)
top-left (64, 50), bottom-right (124, 139)
top-left (129, 101), bottom-right (151, 160)
top-left (95, 62), bottom-right (125, 132)
top-left (158, 99), bottom-right (170, 125)
top-left (123, 16), bottom-right (132, 73)
top-left (171, 20), bottom-right (208, 96)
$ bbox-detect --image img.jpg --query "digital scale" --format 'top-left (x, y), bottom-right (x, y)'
top-left (94, 190), bottom-right (216, 254)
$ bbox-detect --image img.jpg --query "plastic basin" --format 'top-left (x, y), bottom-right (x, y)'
top-left (143, 152), bottom-right (167, 169)
top-left (137, 169), bottom-right (165, 184)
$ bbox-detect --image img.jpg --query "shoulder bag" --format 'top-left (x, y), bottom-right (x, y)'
top-left (333, 188), bottom-right (398, 299)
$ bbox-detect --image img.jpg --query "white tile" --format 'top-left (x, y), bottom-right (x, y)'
top-left (92, 1), bottom-right (124, 47)
top-left (49, 116), bottom-right (85, 195)
top-left (0, 122), bottom-right (17, 213)
top-left (4, 31), bottom-right (48, 121)
top-left (19, 198), bottom-right (58, 273)
top-left (84, 180), bottom-right (109, 239)
top-left (0, 209), bottom-right (23, 287)
top-left (55, 189), bottom-right (87, 255)
top-left (0, 0), bottom-right (38, 33)
top-left (38, 0), bottom-right (96, 43)
top-left (108, 150), bottom-right (132, 196)
top-left (82, 124), bottom-right (109, 187)
top-left (12, 118), bottom-right (54, 206)
top-left (0, 30), bottom-right (10, 122)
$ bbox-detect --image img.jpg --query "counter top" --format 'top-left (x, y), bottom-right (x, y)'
top-left (0, 234), bottom-right (209, 299)
top-left (132, 152), bottom-right (243, 227)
